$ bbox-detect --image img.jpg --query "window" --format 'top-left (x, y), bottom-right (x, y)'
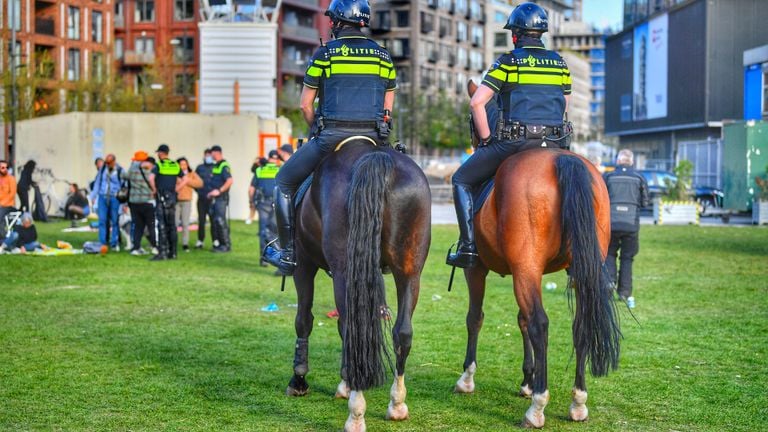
top-left (763, 72), bottom-right (768, 116)
top-left (92, 11), bottom-right (103, 43)
top-left (471, 26), bottom-right (483, 47)
top-left (593, 89), bottom-right (605, 101)
top-left (439, 70), bottom-right (450, 90)
top-left (456, 22), bottom-right (467, 42)
top-left (67, 49), bottom-right (81, 81)
top-left (136, 0), bottom-right (155, 22)
top-left (494, 32), bottom-right (507, 47)
top-left (591, 76), bottom-right (605, 88)
top-left (68, 7), bottom-right (81, 40)
top-left (455, 0), bottom-right (467, 15)
top-left (174, 73), bottom-right (195, 95)
top-left (420, 12), bottom-right (433, 33)
top-left (135, 37), bottom-right (155, 54)
top-left (92, 52), bottom-right (104, 81)
top-left (590, 48), bottom-right (605, 60)
top-left (439, 18), bottom-right (451, 37)
top-left (396, 11), bottom-right (409, 27)
top-left (591, 62), bottom-right (605, 74)
top-left (390, 39), bottom-right (410, 58)
top-left (115, 38), bottom-right (124, 59)
top-left (398, 67), bottom-right (410, 84)
top-left (457, 47), bottom-right (467, 69)
top-left (495, 11), bottom-right (507, 23)
top-left (115, 0), bottom-right (125, 26)
top-left (173, 36), bottom-right (194, 64)
top-left (174, 0), bottom-right (194, 21)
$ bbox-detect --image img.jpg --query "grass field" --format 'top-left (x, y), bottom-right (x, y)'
top-left (0, 221), bottom-right (766, 431)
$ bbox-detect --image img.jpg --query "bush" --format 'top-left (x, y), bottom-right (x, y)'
top-left (664, 159), bottom-right (693, 201)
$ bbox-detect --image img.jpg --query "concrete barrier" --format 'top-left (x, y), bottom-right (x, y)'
top-left (14, 112), bottom-right (292, 220)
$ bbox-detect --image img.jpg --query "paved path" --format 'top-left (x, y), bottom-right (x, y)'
top-left (431, 204), bottom-right (754, 227)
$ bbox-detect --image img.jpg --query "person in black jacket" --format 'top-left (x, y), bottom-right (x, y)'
top-left (602, 149), bottom-right (649, 308)
top-left (16, 160), bottom-right (36, 213)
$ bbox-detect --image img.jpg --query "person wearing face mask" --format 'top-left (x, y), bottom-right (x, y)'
top-left (194, 148), bottom-right (216, 249)
top-left (264, 0), bottom-right (397, 275)
top-left (90, 153), bottom-right (124, 251)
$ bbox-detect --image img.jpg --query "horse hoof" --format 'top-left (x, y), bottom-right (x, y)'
top-left (519, 384), bottom-right (533, 398)
top-left (344, 418), bottom-right (366, 432)
top-left (569, 403), bottom-right (589, 422)
top-left (454, 381), bottom-right (475, 394)
top-left (522, 414), bottom-right (545, 429)
top-left (386, 402), bottom-right (410, 421)
top-left (286, 386), bottom-right (308, 397)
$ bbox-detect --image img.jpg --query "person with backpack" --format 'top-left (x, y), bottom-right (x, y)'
top-left (89, 153), bottom-right (123, 252)
top-left (122, 151), bottom-right (157, 256)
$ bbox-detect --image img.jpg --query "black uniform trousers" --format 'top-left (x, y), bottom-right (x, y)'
top-left (276, 128), bottom-right (380, 195)
top-left (255, 195), bottom-right (276, 254)
top-left (210, 194), bottom-right (230, 248)
top-left (606, 230), bottom-right (639, 298)
top-left (196, 195), bottom-right (213, 243)
top-left (452, 137), bottom-right (554, 188)
top-left (155, 191), bottom-right (178, 257)
top-left (129, 202), bottom-right (155, 252)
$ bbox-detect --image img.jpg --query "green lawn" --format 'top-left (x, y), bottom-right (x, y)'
top-left (1, 221), bottom-right (766, 431)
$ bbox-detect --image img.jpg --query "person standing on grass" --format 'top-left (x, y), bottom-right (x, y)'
top-left (123, 151), bottom-right (156, 256)
top-left (175, 157), bottom-right (203, 252)
top-left (149, 144), bottom-right (187, 261)
top-left (90, 154), bottom-right (123, 252)
top-left (602, 149), bottom-right (649, 308)
top-left (0, 160), bottom-right (17, 239)
top-left (195, 148), bottom-right (215, 249)
top-left (251, 150), bottom-right (280, 265)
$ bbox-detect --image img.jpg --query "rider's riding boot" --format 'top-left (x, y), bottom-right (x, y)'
top-left (446, 184), bottom-right (479, 268)
top-left (264, 188), bottom-right (297, 275)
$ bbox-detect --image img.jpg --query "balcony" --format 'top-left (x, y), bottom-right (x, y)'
top-left (123, 51), bottom-right (155, 66)
top-left (35, 17), bottom-right (55, 36)
top-left (281, 23), bottom-right (319, 43)
top-left (281, 57), bottom-right (307, 75)
top-left (428, 50), bottom-right (438, 63)
top-left (371, 20), bottom-right (391, 33)
top-left (447, 53), bottom-right (456, 66)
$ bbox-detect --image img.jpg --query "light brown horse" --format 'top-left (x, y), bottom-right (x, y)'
top-left (453, 82), bottom-right (620, 428)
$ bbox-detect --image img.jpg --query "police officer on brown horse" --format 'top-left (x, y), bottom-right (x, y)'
top-left (446, 2), bottom-right (572, 268)
top-left (264, 0), bottom-right (397, 275)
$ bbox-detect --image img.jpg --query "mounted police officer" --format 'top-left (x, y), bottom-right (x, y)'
top-left (252, 150), bottom-right (280, 265)
top-left (603, 149), bottom-right (649, 308)
top-left (150, 144), bottom-right (186, 261)
top-left (207, 145), bottom-right (233, 253)
top-left (264, 0), bottom-right (397, 275)
top-left (446, 2), bottom-right (572, 268)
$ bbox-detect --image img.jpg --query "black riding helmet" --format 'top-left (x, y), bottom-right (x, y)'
top-left (504, 2), bottom-right (549, 34)
top-left (325, 0), bottom-right (371, 27)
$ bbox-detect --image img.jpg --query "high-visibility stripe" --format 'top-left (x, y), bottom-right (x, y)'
top-left (212, 161), bottom-right (231, 175)
top-left (505, 72), bottom-right (519, 83)
top-left (482, 79), bottom-right (501, 91)
top-left (389, 69), bottom-right (396, 79)
top-left (563, 75), bottom-right (572, 85)
top-left (256, 164), bottom-right (280, 179)
top-left (158, 160), bottom-right (180, 176)
top-left (380, 60), bottom-right (393, 68)
top-left (498, 64), bottom-right (518, 72)
top-left (518, 74), bottom-right (565, 85)
top-left (306, 66), bottom-right (324, 77)
top-left (488, 69), bottom-right (507, 82)
top-left (330, 63), bottom-right (382, 75)
top-left (313, 59), bottom-right (330, 66)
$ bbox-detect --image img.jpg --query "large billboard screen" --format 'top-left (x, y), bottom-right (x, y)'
top-left (632, 14), bottom-right (668, 121)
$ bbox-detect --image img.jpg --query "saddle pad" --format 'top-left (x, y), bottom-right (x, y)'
top-left (473, 178), bottom-right (495, 216)
top-left (293, 174), bottom-right (314, 210)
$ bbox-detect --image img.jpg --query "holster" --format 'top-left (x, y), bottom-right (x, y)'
top-left (157, 190), bottom-right (176, 209)
top-left (376, 119), bottom-right (391, 140)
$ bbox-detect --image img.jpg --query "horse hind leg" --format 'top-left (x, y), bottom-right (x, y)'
top-left (386, 270), bottom-right (421, 421)
top-left (569, 338), bottom-right (589, 421)
top-left (344, 390), bottom-right (367, 432)
top-left (514, 273), bottom-right (550, 428)
top-left (455, 265), bottom-right (489, 394)
top-left (518, 309), bottom-right (534, 398)
top-left (286, 263), bottom-right (319, 397)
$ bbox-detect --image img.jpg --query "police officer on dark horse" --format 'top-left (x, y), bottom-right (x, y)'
top-left (446, 2), bottom-right (572, 268)
top-left (263, 1), bottom-right (432, 431)
top-left (264, 0), bottom-right (396, 275)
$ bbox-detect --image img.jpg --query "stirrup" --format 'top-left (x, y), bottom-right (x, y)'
top-left (263, 238), bottom-right (296, 275)
top-left (445, 242), bottom-right (479, 269)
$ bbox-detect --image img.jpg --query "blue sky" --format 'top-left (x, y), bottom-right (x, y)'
top-left (582, 0), bottom-right (623, 31)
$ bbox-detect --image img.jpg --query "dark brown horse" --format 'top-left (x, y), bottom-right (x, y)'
top-left (452, 83), bottom-right (620, 428)
top-left (285, 137), bottom-right (431, 431)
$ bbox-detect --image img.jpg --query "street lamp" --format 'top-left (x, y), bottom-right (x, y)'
top-left (170, 31), bottom-right (190, 112)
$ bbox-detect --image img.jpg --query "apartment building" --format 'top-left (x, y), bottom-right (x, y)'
top-left (0, 0), bottom-right (113, 112)
top-left (552, 21), bottom-right (607, 141)
top-left (277, 0), bottom-right (330, 101)
top-left (114, 0), bottom-right (199, 111)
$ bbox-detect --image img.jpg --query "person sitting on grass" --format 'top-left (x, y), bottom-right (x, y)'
top-left (63, 183), bottom-right (90, 227)
top-left (0, 212), bottom-right (44, 254)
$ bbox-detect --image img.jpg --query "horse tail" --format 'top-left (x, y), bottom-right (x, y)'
top-left (556, 153), bottom-right (621, 377)
top-left (343, 149), bottom-right (394, 391)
